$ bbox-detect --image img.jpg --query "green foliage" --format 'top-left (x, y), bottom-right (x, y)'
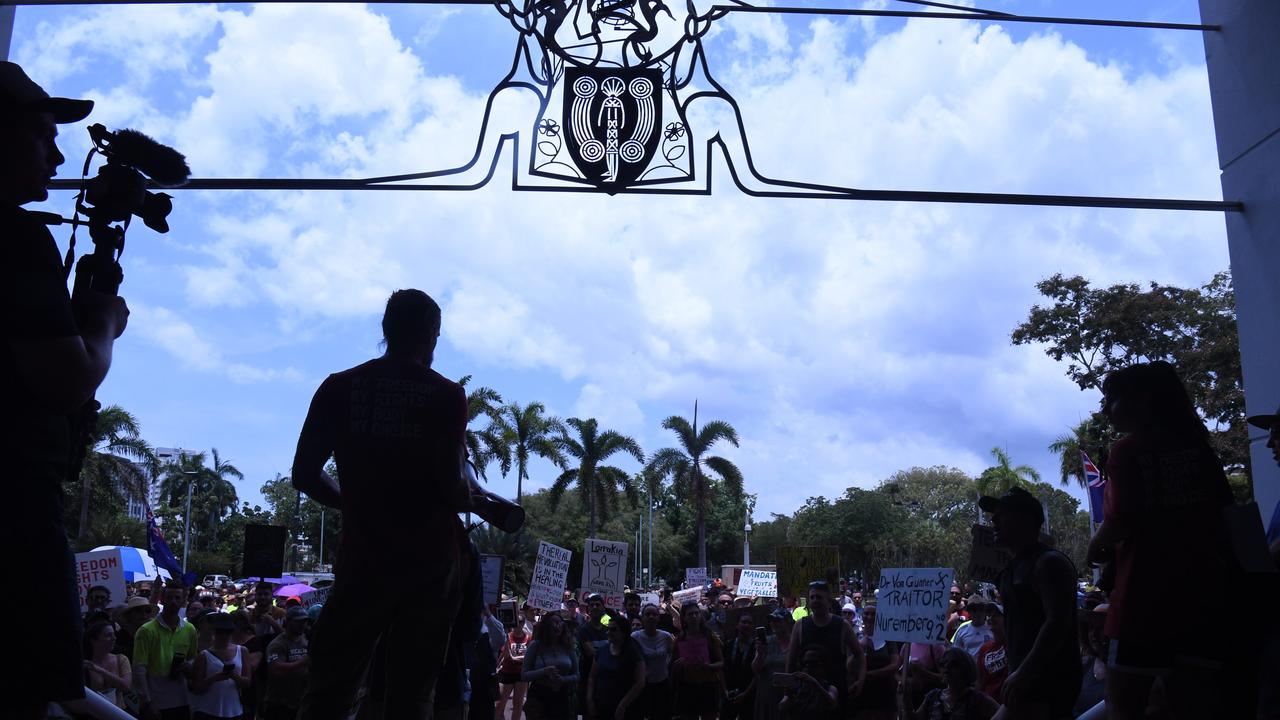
top-left (646, 411), bottom-right (744, 570)
top-left (1012, 271), bottom-right (1248, 480)
top-left (259, 471), bottom-right (340, 572)
top-left (976, 447), bottom-right (1041, 496)
top-left (549, 417), bottom-right (645, 538)
top-left (1047, 416), bottom-right (1117, 488)
top-left (492, 401), bottom-right (567, 502)
top-left (66, 405), bottom-right (158, 542)
top-left (72, 512), bottom-right (147, 554)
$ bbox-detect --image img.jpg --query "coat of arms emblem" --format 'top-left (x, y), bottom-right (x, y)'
top-left (563, 67), bottom-right (663, 189)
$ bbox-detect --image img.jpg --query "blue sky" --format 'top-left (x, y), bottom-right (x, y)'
top-left (12, 0), bottom-right (1229, 521)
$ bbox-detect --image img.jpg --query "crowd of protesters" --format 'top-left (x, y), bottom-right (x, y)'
top-left (58, 363), bottom-right (1280, 720)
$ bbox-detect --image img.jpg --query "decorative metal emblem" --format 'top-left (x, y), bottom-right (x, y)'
top-left (562, 68), bottom-right (662, 189)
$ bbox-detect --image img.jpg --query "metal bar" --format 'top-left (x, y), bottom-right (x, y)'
top-left (894, 0), bottom-right (1011, 17)
top-left (714, 6), bottom-right (1219, 32)
top-left (0, 5), bottom-right (15, 60)
top-left (46, 178), bottom-right (1241, 211)
top-left (6, 0), bottom-right (1217, 31)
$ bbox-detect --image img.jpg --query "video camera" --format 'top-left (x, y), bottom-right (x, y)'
top-left (69, 123), bottom-right (190, 296)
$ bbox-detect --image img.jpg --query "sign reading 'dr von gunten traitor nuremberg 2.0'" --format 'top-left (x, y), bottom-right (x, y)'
top-left (874, 568), bottom-right (954, 644)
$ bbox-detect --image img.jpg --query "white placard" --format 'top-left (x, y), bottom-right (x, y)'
top-left (75, 549), bottom-right (128, 612)
top-left (581, 538), bottom-right (628, 609)
top-left (671, 586), bottom-right (702, 607)
top-left (736, 569), bottom-right (778, 597)
top-left (529, 541), bottom-right (572, 612)
top-left (685, 567), bottom-right (707, 588)
top-left (874, 568), bottom-right (954, 644)
top-left (480, 554), bottom-right (505, 605)
top-left (639, 592), bottom-right (661, 608)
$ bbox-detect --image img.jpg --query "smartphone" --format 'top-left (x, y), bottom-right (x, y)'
top-left (754, 627), bottom-right (767, 643)
top-left (223, 663), bottom-right (235, 676)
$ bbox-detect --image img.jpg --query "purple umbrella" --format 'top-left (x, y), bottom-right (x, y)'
top-left (273, 583), bottom-right (314, 598)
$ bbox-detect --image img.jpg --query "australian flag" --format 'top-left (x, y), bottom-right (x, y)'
top-left (146, 505), bottom-right (198, 587)
top-left (1082, 452), bottom-right (1106, 523)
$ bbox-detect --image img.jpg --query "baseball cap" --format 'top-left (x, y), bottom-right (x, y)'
top-left (285, 606), bottom-right (309, 622)
top-left (841, 603), bottom-right (856, 613)
top-left (978, 486), bottom-right (1045, 526)
top-left (0, 62), bottom-right (93, 123)
top-left (1247, 403), bottom-right (1279, 431)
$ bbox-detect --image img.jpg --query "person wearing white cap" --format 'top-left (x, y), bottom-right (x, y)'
top-left (1, 60), bottom-right (132, 720)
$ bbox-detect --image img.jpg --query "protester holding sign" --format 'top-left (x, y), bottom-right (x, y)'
top-left (852, 604), bottom-right (898, 720)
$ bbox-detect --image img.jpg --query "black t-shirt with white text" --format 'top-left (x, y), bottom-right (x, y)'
top-left (294, 358), bottom-right (468, 571)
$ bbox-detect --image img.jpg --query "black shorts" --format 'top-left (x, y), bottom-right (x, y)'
top-left (498, 671), bottom-right (523, 685)
top-left (674, 680), bottom-right (719, 716)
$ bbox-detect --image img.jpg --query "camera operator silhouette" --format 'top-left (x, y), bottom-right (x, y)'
top-left (363, 0), bottom-right (850, 195)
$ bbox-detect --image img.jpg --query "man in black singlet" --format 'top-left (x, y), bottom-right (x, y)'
top-left (979, 487), bottom-right (1080, 720)
top-left (785, 579), bottom-right (865, 713)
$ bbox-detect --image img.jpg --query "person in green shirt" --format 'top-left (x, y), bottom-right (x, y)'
top-left (132, 582), bottom-right (199, 720)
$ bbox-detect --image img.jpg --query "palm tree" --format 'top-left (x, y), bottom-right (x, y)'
top-left (459, 375), bottom-right (510, 480)
top-left (976, 447), bottom-right (1042, 496)
top-left (76, 405), bottom-right (158, 540)
top-left (157, 449), bottom-right (242, 551)
top-left (494, 401), bottom-right (567, 503)
top-left (646, 405), bottom-right (743, 571)
top-left (1047, 417), bottom-right (1116, 487)
top-left (549, 418), bottom-right (645, 538)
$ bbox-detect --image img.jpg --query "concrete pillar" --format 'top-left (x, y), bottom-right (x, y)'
top-left (0, 6), bottom-right (15, 61)
top-left (1200, 0), bottom-right (1280, 525)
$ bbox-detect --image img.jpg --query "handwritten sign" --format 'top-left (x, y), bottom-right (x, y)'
top-left (581, 538), bottom-right (628, 608)
top-left (776, 545), bottom-right (840, 599)
top-left (685, 567), bottom-right (707, 588)
top-left (529, 541), bottom-right (572, 612)
top-left (736, 569), bottom-right (778, 597)
top-left (875, 568), bottom-right (954, 644)
top-left (968, 525), bottom-right (1011, 584)
top-left (75, 549), bottom-right (127, 612)
top-left (671, 586), bottom-right (702, 607)
top-left (640, 592), bottom-right (661, 608)
top-left (299, 586), bottom-right (331, 607)
top-left (480, 553), bottom-right (505, 605)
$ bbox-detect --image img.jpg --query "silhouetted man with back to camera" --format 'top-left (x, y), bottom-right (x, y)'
top-left (979, 487), bottom-right (1080, 720)
top-left (292, 289), bottom-right (474, 719)
top-left (0, 61), bottom-right (131, 719)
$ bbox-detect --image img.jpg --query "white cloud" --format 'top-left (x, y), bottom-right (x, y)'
top-left (130, 304), bottom-right (302, 384)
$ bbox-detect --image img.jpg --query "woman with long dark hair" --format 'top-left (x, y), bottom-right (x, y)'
top-left (1087, 360), bottom-right (1241, 720)
top-left (671, 603), bottom-right (723, 720)
top-left (588, 617), bottom-right (646, 720)
top-left (521, 611), bottom-right (579, 720)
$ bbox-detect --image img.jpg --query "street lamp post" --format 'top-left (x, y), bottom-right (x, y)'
top-left (181, 470), bottom-right (198, 574)
top-left (743, 510), bottom-right (752, 569)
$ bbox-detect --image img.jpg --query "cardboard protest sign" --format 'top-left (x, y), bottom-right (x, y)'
top-left (671, 586), bottom-right (702, 608)
top-left (581, 538), bottom-right (628, 608)
top-left (736, 569), bottom-right (778, 597)
top-left (685, 567), bottom-right (707, 588)
top-left (968, 525), bottom-right (1011, 584)
top-left (480, 553), bottom-right (505, 605)
top-left (874, 568), bottom-right (954, 644)
top-left (529, 541), bottom-right (572, 612)
top-left (299, 586), bottom-right (331, 607)
top-left (776, 546), bottom-right (840, 600)
top-left (75, 548), bottom-right (127, 612)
